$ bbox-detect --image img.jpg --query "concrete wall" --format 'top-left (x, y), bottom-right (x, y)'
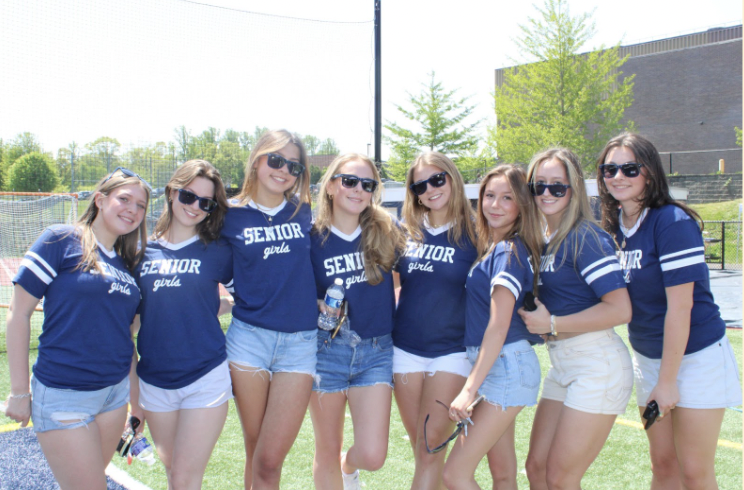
top-left (667, 174), bottom-right (742, 204)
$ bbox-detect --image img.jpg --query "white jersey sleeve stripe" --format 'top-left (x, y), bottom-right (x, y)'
top-left (659, 246), bottom-right (705, 262)
top-left (19, 258), bottom-right (54, 285)
top-left (580, 256), bottom-right (618, 277)
top-left (491, 272), bottom-right (521, 299)
top-left (584, 263), bottom-right (622, 285)
top-left (660, 255), bottom-right (706, 272)
top-left (26, 251), bottom-right (57, 278)
top-left (223, 279), bottom-right (235, 293)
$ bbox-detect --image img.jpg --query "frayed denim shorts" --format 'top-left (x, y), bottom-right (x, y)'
top-left (313, 330), bottom-right (394, 393)
top-left (466, 340), bottom-right (541, 409)
top-left (31, 375), bottom-right (129, 433)
top-left (226, 316), bottom-right (317, 378)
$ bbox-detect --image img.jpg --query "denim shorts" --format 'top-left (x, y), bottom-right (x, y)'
top-left (466, 340), bottom-right (541, 409)
top-left (138, 361), bottom-right (233, 412)
top-left (634, 334), bottom-right (742, 409)
top-left (226, 317), bottom-right (317, 378)
top-left (542, 329), bottom-right (633, 415)
top-left (313, 330), bottom-right (394, 393)
top-left (31, 375), bottom-right (129, 433)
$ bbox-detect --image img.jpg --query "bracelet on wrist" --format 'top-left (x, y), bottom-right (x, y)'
top-left (549, 315), bottom-right (558, 336)
top-left (8, 392), bottom-right (31, 400)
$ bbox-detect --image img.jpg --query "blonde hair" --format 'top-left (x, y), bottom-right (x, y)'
top-left (314, 153), bottom-right (405, 286)
top-left (402, 152), bottom-right (476, 248)
top-left (475, 165), bottom-right (542, 288)
top-left (234, 129), bottom-right (310, 216)
top-left (152, 159), bottom-right (228, 244)
top-left (526, 148), bottom-right (601, 266)
top-left (77, 170), bottom-right (150, 271)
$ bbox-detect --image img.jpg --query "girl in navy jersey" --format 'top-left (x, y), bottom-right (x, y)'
top-left (309, 153), bottom-right (405, 490)
top-left (220, 129), bottom-right (316, 489)
top-left (518, 148), bottom-right (632, 490)
top-left (597, 133), bottom-right (741, 489)
top-left (6, 168), bottom-right (149, 489)
top-left (393, 152), bottom-right (481, 489)
top-left (130, 160), bottom-right (232, 488)
top-left (310, 153), bottom-right (403, 489)
top-left (442, 165), bottom-right (544, 490)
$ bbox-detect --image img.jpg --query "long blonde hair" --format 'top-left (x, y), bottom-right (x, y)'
top-left (401, 152), bottom-right (476, 248)
top-left (152, 159), bottom-right (228, 244)
top-left (475, 165), bottom-right (542, 286)
top-left (314, 153), bottom-right (405, 285)
top-left (526, 148), bottom-right (601, 266)
top-left (234, 129), bottom-right (310, 216)
top-left (76, 170), bottom-right (150, 271)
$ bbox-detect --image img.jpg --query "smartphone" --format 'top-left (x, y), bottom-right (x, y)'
top-left (642, 400), bottom-right (659, 430)
top-left (523, 291), bottom-right (537, 312)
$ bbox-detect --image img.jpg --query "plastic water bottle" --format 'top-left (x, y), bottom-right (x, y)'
top-left (318, 278), bottom-right (345, 330)
top-left (128, 433), bottom-right (156, 466)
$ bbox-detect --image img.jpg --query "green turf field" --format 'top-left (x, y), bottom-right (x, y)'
top-left (2, 326), bottom-right (741, 489)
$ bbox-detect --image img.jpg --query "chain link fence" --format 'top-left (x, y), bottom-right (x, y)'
top-left (703, 220), bottom-right (742, 271)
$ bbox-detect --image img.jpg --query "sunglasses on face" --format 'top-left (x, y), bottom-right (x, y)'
top-left (177, 189), bottom-right (218, 213)
top-left (266, 152), bottom-right (305, 177)
top-left (528, 182), bottom-right (571, 198)
top-left (103, 167), bottom-right (152, 191)
top-left (410, 171), bottom-right (448, 196)
top-left (599, 162), bottom-right (644, 179)
top-left (332, 174), bottom-right (379, 193)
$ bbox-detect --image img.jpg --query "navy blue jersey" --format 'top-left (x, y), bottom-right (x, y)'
top-left (617, 205), bottom-right (725, 358)
top-left (221, 198), bottom-right (317, 333)
top-left (538, 222), bottom-right (626, 317)
top-left (13, 226), bottom-right (139, 390)
top-left (135, 236), bottom-right (233, 389)
top-left (310, 226), bottom-right (395, 339)
top-left (464, 237), bottom-right (542, 348)
top-left (394, 224), bottom-right (478, 357)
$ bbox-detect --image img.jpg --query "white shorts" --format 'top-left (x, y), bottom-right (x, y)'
top-left (138, 361), bottom-right (233, 412)
top-left (541, 329), bottom-right (633, 415)
top-left (634, 334), bottom-right (742, 409)
top-left (392, 347), bottom-right (471, 378)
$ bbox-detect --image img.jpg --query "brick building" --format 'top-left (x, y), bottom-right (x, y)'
top-left (495, 25), bottom-right (742, 174)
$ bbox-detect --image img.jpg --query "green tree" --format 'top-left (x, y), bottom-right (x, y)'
top-left (85, 136), bottom-right (121, 173)
top-left (385, 72), bottom-right (480, 172)
top-left (317, 138), bottom-right (339, 155)
top-left (455, 146), bottom-right (498, 183)
top-left (490, 0), bottom-right (635, 167)
top-left (9, 151), bottom-right (59, 192)
top-left (384, 135), bottom-right (419, 182)
top-left (735, 127), bottom-right (742, 147)
top-left (303, 135), bottom-right (321, 156)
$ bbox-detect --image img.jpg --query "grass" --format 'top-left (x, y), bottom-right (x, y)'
top-left (691, 199), bottom-right (742, 222)
top-left (1, 327), bottom-right (741, 489)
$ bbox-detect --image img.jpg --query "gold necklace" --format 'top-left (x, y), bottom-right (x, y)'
top-left (254, 202), bottom-right (274, 225)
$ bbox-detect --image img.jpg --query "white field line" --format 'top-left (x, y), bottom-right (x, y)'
top-left (105, 462), bottom-right (153, 490)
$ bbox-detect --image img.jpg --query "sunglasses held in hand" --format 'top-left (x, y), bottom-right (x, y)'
top-left (424, 395), bottom-right (485, 453)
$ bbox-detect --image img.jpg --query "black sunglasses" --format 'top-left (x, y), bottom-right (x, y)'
top-left (332, 174), bottom-right (379, 193)
top-left (599, 162), bottom-right (644, 179)
top-left (528, 182), bottom-right (571, 198)
top-left (266, 152), bottom-right (305, 177)
top-left (410, 171), bottom-right (448, 196)
top-left (178, 189), bottom-right (218, 213)
top-left (103, 167), bottom-right (152, 190)
top-left (116, 416), bottom-right (141, 457)
top-left (424, 395), bottom-right (485, 454)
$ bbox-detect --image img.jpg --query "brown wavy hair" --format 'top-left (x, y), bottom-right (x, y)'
top-left (313, 153), bottom-right (405, 285)
top-left (152, 159), bottom-right (228, 244)
top-left (401, 151), bottom-right (476, 248)
top-left (233, 129), bottom-right (310, 217)
top-left (596, 133), bottom-right (702, 239)
top-left (77, 170), bottom-right (150, 271)
top-left (475, 165), bottom-right (542, 287)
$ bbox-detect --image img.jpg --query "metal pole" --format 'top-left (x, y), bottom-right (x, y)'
top-left (721, 222), bottom-right (725, 270)
top-left (374, 0), bottom-right (382, 170)
top-left (70, 151), bottom-right (75, 193)
top-left (669, 153), bottom-right (672, 174)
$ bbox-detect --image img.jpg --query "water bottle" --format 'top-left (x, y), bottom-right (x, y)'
top-left (318, 278), bottom-right (345, 330)
top-left (128, 433), bottom-right (156, 466)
